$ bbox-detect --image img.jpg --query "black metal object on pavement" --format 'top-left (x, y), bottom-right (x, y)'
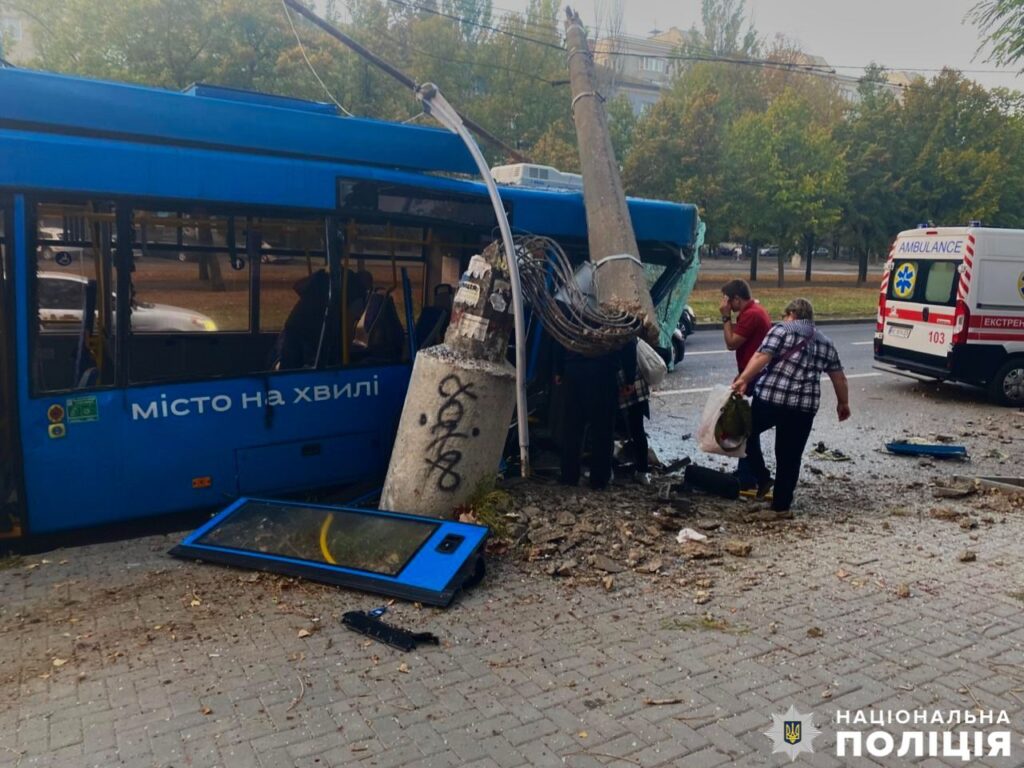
top-left (342, 610), bottom-right (440, 652)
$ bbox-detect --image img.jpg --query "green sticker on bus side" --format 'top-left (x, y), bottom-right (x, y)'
top-left (66, 396), bottom-right (99, 424)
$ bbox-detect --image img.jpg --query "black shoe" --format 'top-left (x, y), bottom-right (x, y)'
top-left (757, 478), bottom-right (774, 499)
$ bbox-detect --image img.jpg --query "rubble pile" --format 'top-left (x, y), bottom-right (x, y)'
top-left (490, 475), bottom-right (813, 594)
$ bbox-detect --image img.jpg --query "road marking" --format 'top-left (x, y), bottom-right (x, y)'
top-left (656, 386), bottom-right (714, 396)
top-left (851, 341), bottom-right (873, 346)
top-left (656, 372), bottom-right (881, 398)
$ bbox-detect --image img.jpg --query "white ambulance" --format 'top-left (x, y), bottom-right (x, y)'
top-left (873, 225), bottom-right (1024, 406)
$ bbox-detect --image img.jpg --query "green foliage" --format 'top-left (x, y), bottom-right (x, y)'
top-left (11, 0), bottom-right (1024, 249)
top-left (722, 89), bottom-right (846, 258)
top-left (970, 0), bottom-right (1024, 69)
top-left (683, 0), bottom-right (759, 57)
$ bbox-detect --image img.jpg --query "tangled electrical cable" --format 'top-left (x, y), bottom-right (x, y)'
top-left (513, 233), bottom-right (642, 357)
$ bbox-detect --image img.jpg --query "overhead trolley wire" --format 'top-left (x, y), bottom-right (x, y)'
top-left (380, 0), bottom-right (1016, 90)
top-left (281, 0), bottom-right (355, 116)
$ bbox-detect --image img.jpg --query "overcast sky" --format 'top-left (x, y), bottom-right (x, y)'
top-left (488, 0), bottom-right (1022, 91)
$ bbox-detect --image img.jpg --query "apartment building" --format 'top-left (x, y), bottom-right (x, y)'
top-left (594, 26), bottom-right (915, 113)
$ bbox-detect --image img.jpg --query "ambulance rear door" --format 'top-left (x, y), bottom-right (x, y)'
top-left (880, 230), bottom-right (965, 364)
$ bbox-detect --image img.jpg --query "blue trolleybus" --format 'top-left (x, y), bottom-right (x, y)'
top-left (0, 68), bottom-right (700, 539)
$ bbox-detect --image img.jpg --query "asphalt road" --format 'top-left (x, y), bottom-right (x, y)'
top-left (646, 321), bottom-right (1019, 488)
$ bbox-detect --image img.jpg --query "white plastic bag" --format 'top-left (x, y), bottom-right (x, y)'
top-left (696, 385), bottom-right (747, 457)
top-left (636, 338), bottom-right (668, 388)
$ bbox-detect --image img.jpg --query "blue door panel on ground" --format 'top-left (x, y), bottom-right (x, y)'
top-left (171, 498), bottom-right (489, 606)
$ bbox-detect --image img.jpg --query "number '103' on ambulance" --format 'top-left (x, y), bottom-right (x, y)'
top-left (873, 225), bottom-right (1024, 406)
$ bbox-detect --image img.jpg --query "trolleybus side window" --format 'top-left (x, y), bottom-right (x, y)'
top-left (255, 217), bottom-right (327, 332)
top-left (32, 201), bottom-right (118, 394)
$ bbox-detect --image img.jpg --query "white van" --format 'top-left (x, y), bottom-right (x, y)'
top-left (873, 225), bottom-right (1024, 406)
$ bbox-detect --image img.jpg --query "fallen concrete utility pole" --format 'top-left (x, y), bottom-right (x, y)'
top-left (564, 7), bottom-right (659, 345)
top-left (380, 241), bottom-right (517, 517)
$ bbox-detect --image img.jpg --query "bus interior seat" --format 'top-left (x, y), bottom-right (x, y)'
top-left (413, 283), bottom-right (454, 349)
top-left (352, 288), bottom-right (404, 363)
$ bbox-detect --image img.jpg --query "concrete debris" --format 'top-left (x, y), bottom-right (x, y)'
top-left (676, 528), bottom-right (708, 544)
top-left (723, 540), bottom-right (753, 558)
top-left (590, 554), bottom-right (625, 574)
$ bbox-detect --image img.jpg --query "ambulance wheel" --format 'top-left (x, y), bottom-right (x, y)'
top-left (989, 357), bottom-right (1024, 407)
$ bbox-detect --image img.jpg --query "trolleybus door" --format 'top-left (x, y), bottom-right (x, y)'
top-left (0, 204), bottom-right (22, 538)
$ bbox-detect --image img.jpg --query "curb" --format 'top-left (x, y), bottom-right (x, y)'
top-left (693, 317), bottom-right (876, 332)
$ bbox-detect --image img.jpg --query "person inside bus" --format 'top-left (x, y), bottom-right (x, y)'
top-left (731, 298), bottom-right (851, 515)
top-left (272, 269), bottom-right (333, 370)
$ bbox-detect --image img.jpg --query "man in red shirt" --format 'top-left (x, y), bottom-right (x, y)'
top-left (719, 279), bottom-right (771, 492)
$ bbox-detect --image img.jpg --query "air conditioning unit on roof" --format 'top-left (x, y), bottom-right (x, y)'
top-left (490, 163), bottom-right (583, 191)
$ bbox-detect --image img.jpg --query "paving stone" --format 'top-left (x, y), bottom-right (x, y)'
top-left (3, 476), bottom-right (1023, 768)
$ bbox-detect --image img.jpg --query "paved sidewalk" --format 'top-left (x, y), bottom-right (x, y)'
top-left (1, 481), bottom-right (1022, 768)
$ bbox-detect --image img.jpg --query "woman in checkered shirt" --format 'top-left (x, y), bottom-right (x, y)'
top-left (732, 298), bottom-right (851, 514)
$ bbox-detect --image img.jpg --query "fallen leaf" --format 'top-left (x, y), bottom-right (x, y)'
top-left (398, 662), bottom-right (410, 674)
top-left (201, 706), bottom-right (213, 716)
top-left (297, 628), bottom-right (313, 638)
top-left (958, 550), bottom-right (977, 563)
top-left (896, 583), bottom-right (911, 599)
top-left (806, 627), bottom-right (825, 638)
top-left (578, 731), bottom-right (588, 739)
top-left (51, 658), bottom-right (68, 668)
top-left (601, 576), bottom-right (614, 592)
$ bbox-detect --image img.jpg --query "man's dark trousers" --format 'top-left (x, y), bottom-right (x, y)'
top-left (745, 397), bottom-right (816, 511)
top-left (560, 357), bottom-right (617, 488)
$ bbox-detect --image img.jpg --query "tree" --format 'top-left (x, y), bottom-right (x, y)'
top-left (441, 0), bottom-right (492, 43)
top-left (21, 0), bottom-right (319, 91)
top-left (623, 60), bottom-right (765, 244)
top-left (834, 65), bottom-right (907, 281)
top-left (682, 0), bottom-right (759, 57)
top-left (970, 0), bottom-right (1024, 70)
top-left (722, 89), bottom-right (846, 286)
top-left (896, 70), bottom-right (1024, 228)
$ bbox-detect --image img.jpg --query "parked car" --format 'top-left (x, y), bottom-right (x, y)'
top-left (37, 272), bottom-right (218, 332)
top-left (37, 227), bottom-right (85, 264)
top-left (758, 244), bottom-right (780, 258)
top-left (811, 246), bottom-right (830, 258)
